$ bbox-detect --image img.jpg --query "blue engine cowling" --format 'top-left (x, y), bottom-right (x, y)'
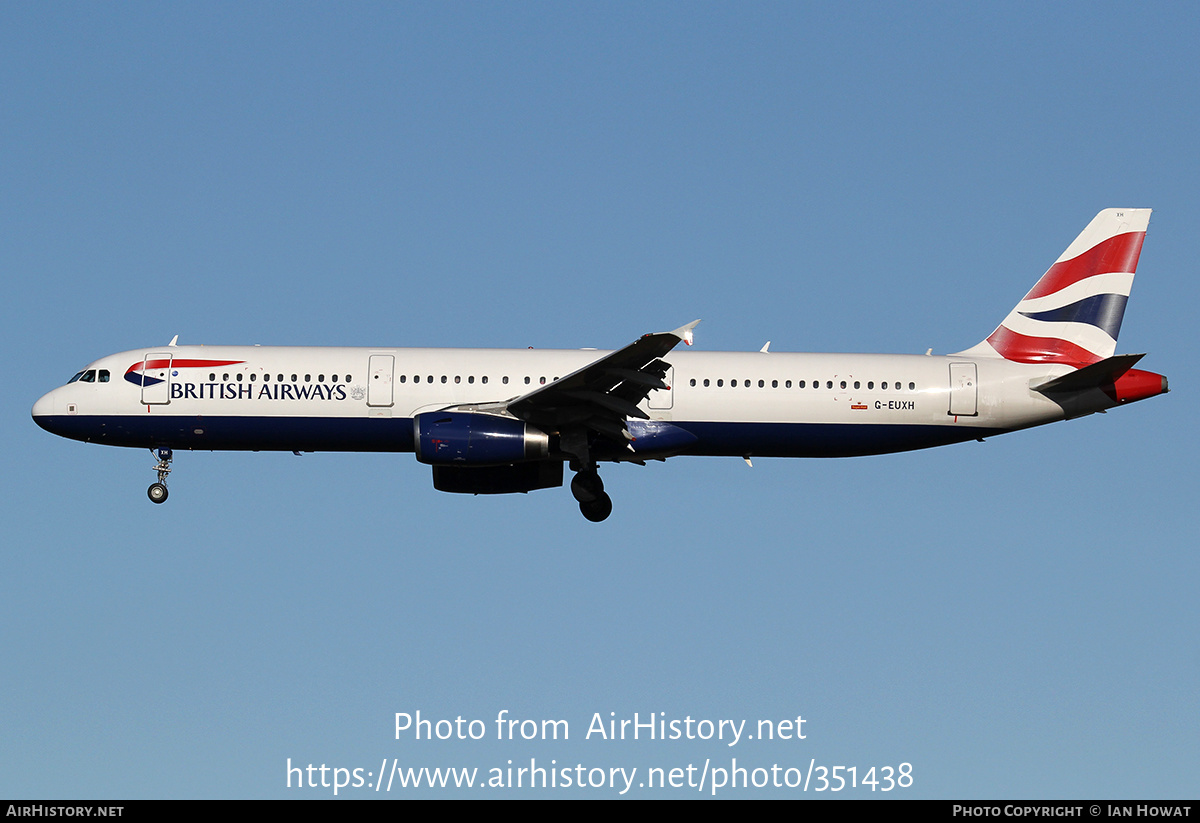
top-left (414, 412), bottom-right (550, 466)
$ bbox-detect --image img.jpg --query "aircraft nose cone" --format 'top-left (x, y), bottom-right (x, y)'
top-left (32, 391), bottom-right (57, 431)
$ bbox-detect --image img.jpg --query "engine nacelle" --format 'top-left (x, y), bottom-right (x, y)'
top-left (414, 412), bottom-right (550, 466)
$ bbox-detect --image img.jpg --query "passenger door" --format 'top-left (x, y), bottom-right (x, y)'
top-left (948, 362), bottom-right (978, 417)
top-left (140, 354), bottom-right (172, 405)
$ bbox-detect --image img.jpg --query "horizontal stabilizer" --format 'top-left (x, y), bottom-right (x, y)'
top-left (1032, 353), bottom-right (1145, 394)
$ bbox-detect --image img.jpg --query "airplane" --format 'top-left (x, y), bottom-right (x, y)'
top-left (32, 208), bottom-right (1168, 522)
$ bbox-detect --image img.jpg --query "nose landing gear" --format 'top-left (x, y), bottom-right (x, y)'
top-left (147, 447), bottom-right (172, 504)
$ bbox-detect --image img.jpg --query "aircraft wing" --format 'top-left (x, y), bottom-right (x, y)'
top-left (504, 320), bottom-right (699, 443)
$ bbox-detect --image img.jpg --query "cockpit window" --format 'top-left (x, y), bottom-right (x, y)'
top-left (68, 369), bottom-right (107, 384)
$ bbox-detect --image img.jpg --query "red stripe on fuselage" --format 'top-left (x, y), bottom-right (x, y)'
top-left (126, 358), bottom-right (245, 373)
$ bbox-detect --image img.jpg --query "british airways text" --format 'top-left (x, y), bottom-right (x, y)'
top-left (170, 382), bottom-right (349, 401)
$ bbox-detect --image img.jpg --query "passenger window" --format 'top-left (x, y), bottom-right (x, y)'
top-left (908, 382), bottom-right (915, 390)
top-left (717, 379), bottom-right (724, 387)
top-left (399, 375), bottom-right (406, 383)
top-left (703, 379), bottom-right (710, 387)
top-left (481, 376), bottom-right (488, 384)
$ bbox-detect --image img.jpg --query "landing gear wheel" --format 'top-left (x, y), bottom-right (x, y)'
top-left (570, 470), bottom-right (604, 503)
top-left (148, 482), bottom-right (169, 504)
top-left (148, 447), bottom-right (173, 504)
top-left (579, 492), bottom-right (613, 522)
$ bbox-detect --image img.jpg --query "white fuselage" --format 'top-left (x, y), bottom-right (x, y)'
top-left (33, 344), bottom-right (1071, 458)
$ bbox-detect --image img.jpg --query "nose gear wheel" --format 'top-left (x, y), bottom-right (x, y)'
top-left (147, 447), bottom-right (172, 504)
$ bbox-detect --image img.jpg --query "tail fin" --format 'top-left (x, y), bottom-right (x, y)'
top-left (959, 208), bottom-right (1151, 365)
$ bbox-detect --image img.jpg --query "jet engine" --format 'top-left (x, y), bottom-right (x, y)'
top-left (413, 412), bottom-right (550, 466)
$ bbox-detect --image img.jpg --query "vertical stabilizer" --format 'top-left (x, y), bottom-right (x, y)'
top-left (960, 209), bottom-right (1151, 365)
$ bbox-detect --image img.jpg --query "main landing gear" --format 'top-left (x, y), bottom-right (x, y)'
top-left (147, 447), bottom-right (172, 504)
top-left (563, 430), bottom-right (613, 522)
top-left (570, 468), bottom-right (612, 522)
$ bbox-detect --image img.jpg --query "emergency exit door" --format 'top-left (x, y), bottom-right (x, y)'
top-left (367, 355), bottom-right (395, 407)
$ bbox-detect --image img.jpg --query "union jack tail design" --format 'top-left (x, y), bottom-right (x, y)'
top-left (961, 209), bottom-right (1151, 365)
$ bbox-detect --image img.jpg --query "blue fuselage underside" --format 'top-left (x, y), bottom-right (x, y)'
top-left (34, 414), bottom-right (1004, 459)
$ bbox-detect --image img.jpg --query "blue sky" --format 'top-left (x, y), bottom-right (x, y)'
top-left (2, 2), bottom-right (1196, 798)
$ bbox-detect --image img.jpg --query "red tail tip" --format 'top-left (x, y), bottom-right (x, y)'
top-left (1112, 369), bottom-right (1168, 404)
